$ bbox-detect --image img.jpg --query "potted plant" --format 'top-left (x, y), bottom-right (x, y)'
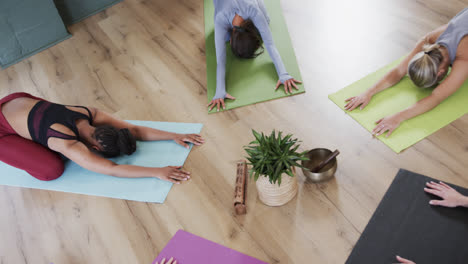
top-left (244, 130), bottom-right (309, 206)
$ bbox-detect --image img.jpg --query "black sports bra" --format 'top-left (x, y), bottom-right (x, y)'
top-left (27, 101), bottom-right (93, 148)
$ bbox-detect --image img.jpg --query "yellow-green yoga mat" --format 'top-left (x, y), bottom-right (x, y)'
top-left (329, 57), bottom-right (468, 153)
top-left (204, 0), bottom-right (304, 113)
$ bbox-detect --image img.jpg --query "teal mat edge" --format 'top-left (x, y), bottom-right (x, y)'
top-left (64, 0), bottom-right (124, 25)
top-left (0, 33), bottom-right (72, 69)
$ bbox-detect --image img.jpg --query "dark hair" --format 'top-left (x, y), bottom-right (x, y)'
top-left (93, 126), bottom-right (137, 157)
top-left (231, 19), bottom-right (264, 59)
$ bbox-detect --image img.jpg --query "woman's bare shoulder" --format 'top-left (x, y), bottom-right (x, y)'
top-left (455, 36), bottom-right (468, 60)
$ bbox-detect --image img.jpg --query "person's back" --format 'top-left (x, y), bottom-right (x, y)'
top-left (437, 7), bottom-right (468, 63)
top-left (2, 96), bottom-right (92, 145)
top-left (1, 96), bottom-right (41, 139)
top-left (214, 0), bottom-right (269, 27)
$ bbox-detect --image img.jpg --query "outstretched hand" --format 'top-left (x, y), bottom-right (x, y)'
top-left (345, 92), bottom-right (372, 111)
top-left (395, 255), bottom-right (415, 264)
top-left (173, 133), bottom-right (205, 149)
top-left (155, 257), bottom-right (177, 264)
top-left (155, 166), bottom-right (190, 184)
top-left (276, 78), bottom-right (302, 94)
top-left (208, 93), bottom-right (236, 112)
top-left (372, 114), bottom-right (402, 137)
top-left (424, 181), bottom-right (467, 207)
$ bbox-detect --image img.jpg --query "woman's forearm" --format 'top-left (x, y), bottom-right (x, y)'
top-left (213, 22), bottom-right (228, 100)
top-left (366, 68), bottom-right (405, 96)
top-left (214, 64), bottom-right (227, 99)
top-left (107, 163), bottom-right (159, 178)
top-left (460, 196), bottom-right (468, 208)
top-left (396, 95), bottom-right (442, 122)
top-left (263, 41), bottom-right (290, 82)
top-left (134, 126), bottom-right (177, 141)
top-left (106, 164), bottom-right (189, 184)
top-left (60, 142), bottom-right (162, 179)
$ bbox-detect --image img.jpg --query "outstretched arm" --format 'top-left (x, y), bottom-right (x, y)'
top-left (372, 58), bottom-right (468, 137)
top-left (208, 16), bottom-right (237, 111)
top-left (251, 9), bottom-right (302, 94)
top-left (345, 25), bottom-right (448, 111)
top-left (251, 10), bottom-right (290, 82)
top-left (90, 108), bottom-right (204, 148)
top-left (214, 18), bottom-right (230, 100)
top-left (48, 139), bottom-right (191, 184)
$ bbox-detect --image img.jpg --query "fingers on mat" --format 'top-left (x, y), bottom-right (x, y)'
top-left (292, 82), bottom-right (298, 90)
top-left (439, 181), bottom-right (453, 189)
top-left (221, 99), bottom-right (226, 109)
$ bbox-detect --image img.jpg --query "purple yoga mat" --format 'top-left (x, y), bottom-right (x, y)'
top-left (152, 230), bottom-right (269, 264)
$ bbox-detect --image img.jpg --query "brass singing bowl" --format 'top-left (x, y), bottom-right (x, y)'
top-left (301, 148), bottom-right (337, 183)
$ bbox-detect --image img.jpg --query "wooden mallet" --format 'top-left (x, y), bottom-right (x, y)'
top-left (312, 150), bottom-right (340, 173)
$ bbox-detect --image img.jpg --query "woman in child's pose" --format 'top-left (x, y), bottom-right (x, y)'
top-left (208, 0), bottom-right (302, 111)
top-left (0, 92), bottom-right (204, 183)
top-left (345, 8), bottom-right (468, 137)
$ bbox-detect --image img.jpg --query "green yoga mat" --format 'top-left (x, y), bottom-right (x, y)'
top-left (0, 0), bottom-right (71, 69)
top-left (329, 57), bottom-right (468, 153)
top-left (54, 0), bottom-right (123, 25)
top-left (204, 0), bottom-right (304, 113)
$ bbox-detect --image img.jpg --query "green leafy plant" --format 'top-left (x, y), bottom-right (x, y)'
top-left (244, 130), bottom-right (309, 186)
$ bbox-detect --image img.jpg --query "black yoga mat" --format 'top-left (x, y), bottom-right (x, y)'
top-left (346, 169), bottom-right (468, 264)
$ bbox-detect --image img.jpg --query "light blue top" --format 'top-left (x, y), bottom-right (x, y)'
top-left (213, 0), bottom-right (292, 100)
top-left (436, 7), bottom-right (468, 63)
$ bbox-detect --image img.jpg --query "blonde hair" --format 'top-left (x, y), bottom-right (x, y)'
top-left (408, 43), bottom-right (444, 88)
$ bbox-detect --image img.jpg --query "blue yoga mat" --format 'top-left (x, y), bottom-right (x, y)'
top-left (0, 121), bottom-right (203, 203)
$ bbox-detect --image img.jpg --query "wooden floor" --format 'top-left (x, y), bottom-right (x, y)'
top-left (1, 0), bottom-right (468, 263)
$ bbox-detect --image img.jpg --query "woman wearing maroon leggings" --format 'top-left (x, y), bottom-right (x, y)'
top-left (0, 92), bottom-right (204, 183)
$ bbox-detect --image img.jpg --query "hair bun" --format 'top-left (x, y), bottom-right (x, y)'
top-left (117, 128), bottom-right (137, 155)
top-left (422, 43), bottom-right (440, 55)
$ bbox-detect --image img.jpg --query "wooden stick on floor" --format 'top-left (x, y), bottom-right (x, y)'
top-left (234, 161), bottom-right (247, 215)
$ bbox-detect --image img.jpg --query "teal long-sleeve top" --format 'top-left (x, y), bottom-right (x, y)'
top-left (213, 0), bottom-right (292, 100)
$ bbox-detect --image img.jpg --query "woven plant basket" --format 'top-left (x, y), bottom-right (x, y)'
top-left (255, 167), bottom-right (298, 207)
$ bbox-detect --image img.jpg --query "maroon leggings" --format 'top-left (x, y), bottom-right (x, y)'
top-left (0, 93), bottom-right (64, 181)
